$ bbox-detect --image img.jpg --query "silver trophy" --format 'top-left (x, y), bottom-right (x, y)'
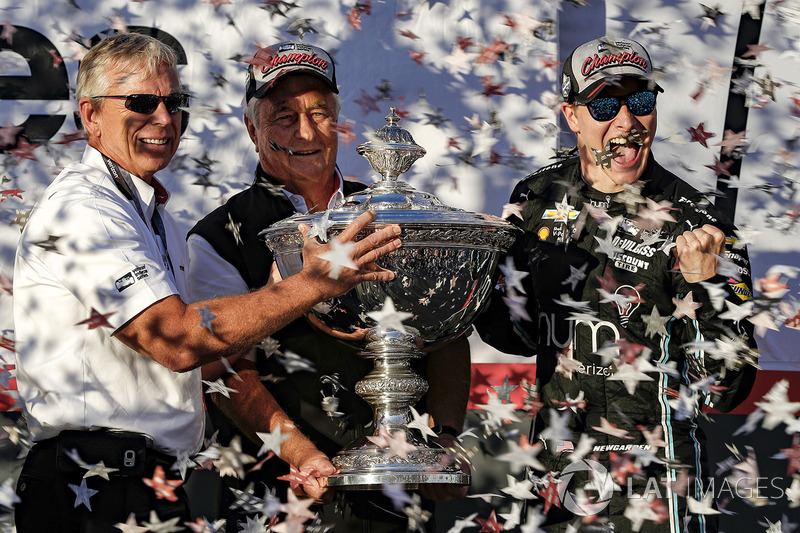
top-left (261, 109), bottom-right (518, 489)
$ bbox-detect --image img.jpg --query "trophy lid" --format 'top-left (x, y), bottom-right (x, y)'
top-left (357, 107), bottom-right (425, 179)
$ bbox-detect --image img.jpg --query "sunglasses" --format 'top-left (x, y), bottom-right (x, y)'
top-left (584, 90), bottom-right (657, 122)
top-left (92, 93), bottom-right (190, 115)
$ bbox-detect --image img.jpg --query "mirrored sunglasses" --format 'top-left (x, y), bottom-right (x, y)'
top-left (92, 93), bottom-right (190, 114)
top-left (584, 91), bottom-right (657, 122)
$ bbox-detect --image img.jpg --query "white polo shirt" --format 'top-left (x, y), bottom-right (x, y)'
top-left (13, 145), bottom-right (204, 456)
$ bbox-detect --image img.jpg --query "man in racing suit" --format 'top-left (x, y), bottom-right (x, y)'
top-left (476, 37), bottom-right (757, 532)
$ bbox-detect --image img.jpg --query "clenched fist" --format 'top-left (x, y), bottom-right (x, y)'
top-left (675, 224), bottom-right (725, 283)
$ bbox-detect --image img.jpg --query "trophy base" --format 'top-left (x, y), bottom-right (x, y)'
top-left (327, 444), bottom-right (470, 490)
top-left (327, 470), bottom-right (470, 490)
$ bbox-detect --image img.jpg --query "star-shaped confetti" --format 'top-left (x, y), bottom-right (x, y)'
top-left (256, 424), bottom-right (291, 457)
top-left (672, 291), bottom-right (702, 320)
top-left (367, 297), bottom-right (413, 333)
top-left (562, 262), bottom-right (588, 291)
top-left (591, 417), bottom-right (632, 439)
top-left (84, 460), bottom-right (119, 480)
top-left (687, 122), bottom-right (715, 147)
top-left (114, 513), bottom-right (150, 533)
top-left (277, 465), bottom-right (316, 494)
top-left (592, 144), bottom-right (619, 169)
top-left (641, 306), bottom-right (670, 338)
top-left (278, 350), bottom-right (316, 373)
top-left (142, 509), bottom-right (184, 532)
top-left (406, 405), bottom-right (437, 443)
top-left (404, 492), bottom-right (432, 532)
top-left (476, 391), bottom-right (520, 427)
top-left (754, 380), bottom-right (800, 430)
top-left (714, 129), bottom-right (749, 156)
top-left (475, 510), bottom-right (504, 533)
top-left (213, 435), bottom-right (256, 478)
top-left (499, 256), bottom-right (528, 294)
top-left (194, 303), bottom-right (217, 334)
top-left (446, 512), bottom-right (478, 533)
top-left (143, 465), bottom-right (184, 501)
top-left (202, 378), bottom-right (238, 398)
top-left (0, 478), bottom-right (19, 509)
top-left (33, 234), bottom-right (62, 253)
top-left (69, 478), bottom-right (98, 510)
top-left (317, 239), bottom-right (357, 279)
top-left (381, 482), bottom-right (414, 510)
top-left (503, 287), bottom-right (531, 322)
top-left (76, 308), bottom-right (116, 329)
top-left (497, 435), bottom-right (545, 473)
top-left (471, 121), bottom-right (500, 158)
top-left (306, 210), bottom-right (334, 242)
top-left (225, 213), bottom-right (242, 246)
top-left (366, 425), bottom-right (417, 459)
top-left (777, 434), bottom-right (800, 477)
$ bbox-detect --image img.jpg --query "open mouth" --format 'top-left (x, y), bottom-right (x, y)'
top-left (608, 134), bottom-right (643, 169)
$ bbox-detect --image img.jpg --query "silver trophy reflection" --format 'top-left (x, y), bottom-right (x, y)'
top-left (261, 109), bottom-right (518, 489)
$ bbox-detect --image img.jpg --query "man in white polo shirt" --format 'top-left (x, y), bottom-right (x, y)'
top-left (12, 32), bottom-right (400, 531)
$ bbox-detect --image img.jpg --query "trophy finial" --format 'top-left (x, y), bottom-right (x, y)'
top-left (357, 107), bottom-right (426, 180)
top-left (385, 107), bottom-right (400, 127)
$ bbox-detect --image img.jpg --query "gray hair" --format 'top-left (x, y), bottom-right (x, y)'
top-left (76, 33), bottom-right (178, 131)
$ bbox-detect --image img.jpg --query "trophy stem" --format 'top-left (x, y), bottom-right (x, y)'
top-left (357, 328), bottom-right (428, 437)
top-left (326, 327), bottom-right (469, 489)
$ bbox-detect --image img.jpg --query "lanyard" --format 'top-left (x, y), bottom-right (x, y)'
top-left (101, 155), bottom-right (174, 276)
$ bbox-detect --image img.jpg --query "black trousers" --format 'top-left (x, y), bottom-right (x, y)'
top-left (14, 437), bottom-right (191, 532)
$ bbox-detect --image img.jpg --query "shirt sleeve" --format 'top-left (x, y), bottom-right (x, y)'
top-left (18, 178), bottom-right (179, 331)
top-left (185, 233), bottom-right (250, 301)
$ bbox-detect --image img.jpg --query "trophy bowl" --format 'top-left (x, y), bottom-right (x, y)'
top-left (261, 109), bottom-right (519, 489)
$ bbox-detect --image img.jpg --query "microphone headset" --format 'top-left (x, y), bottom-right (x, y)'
top-left (269, 140), bottom-right (294, 155)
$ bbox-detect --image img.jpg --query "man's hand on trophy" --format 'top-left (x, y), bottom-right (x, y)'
top-left (294, 451), bottom-right (337, 503)
top-left (418, 433), bottom-right (471, 501)
top-left (299, 210), bottom-right (401, 298)
top-left (305, 312), bottom-right (370, 342)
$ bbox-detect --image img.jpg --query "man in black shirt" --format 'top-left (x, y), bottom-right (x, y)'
top-left (186, 41), bottom-right (470, 531)
top-left (476, 37), bottom-right (757, 532)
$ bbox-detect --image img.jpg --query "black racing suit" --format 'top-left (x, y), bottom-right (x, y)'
top-left (476, 155), bottom-right (757, 533)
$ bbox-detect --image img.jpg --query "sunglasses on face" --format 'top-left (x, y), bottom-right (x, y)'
top-left (584, 90), bottom-right (657, 122)
top-left (92, 93), bottom-right (190, 115)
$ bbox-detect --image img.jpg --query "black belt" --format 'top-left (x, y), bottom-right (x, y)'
top-left (34, 429), bottom-right (184, 479)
